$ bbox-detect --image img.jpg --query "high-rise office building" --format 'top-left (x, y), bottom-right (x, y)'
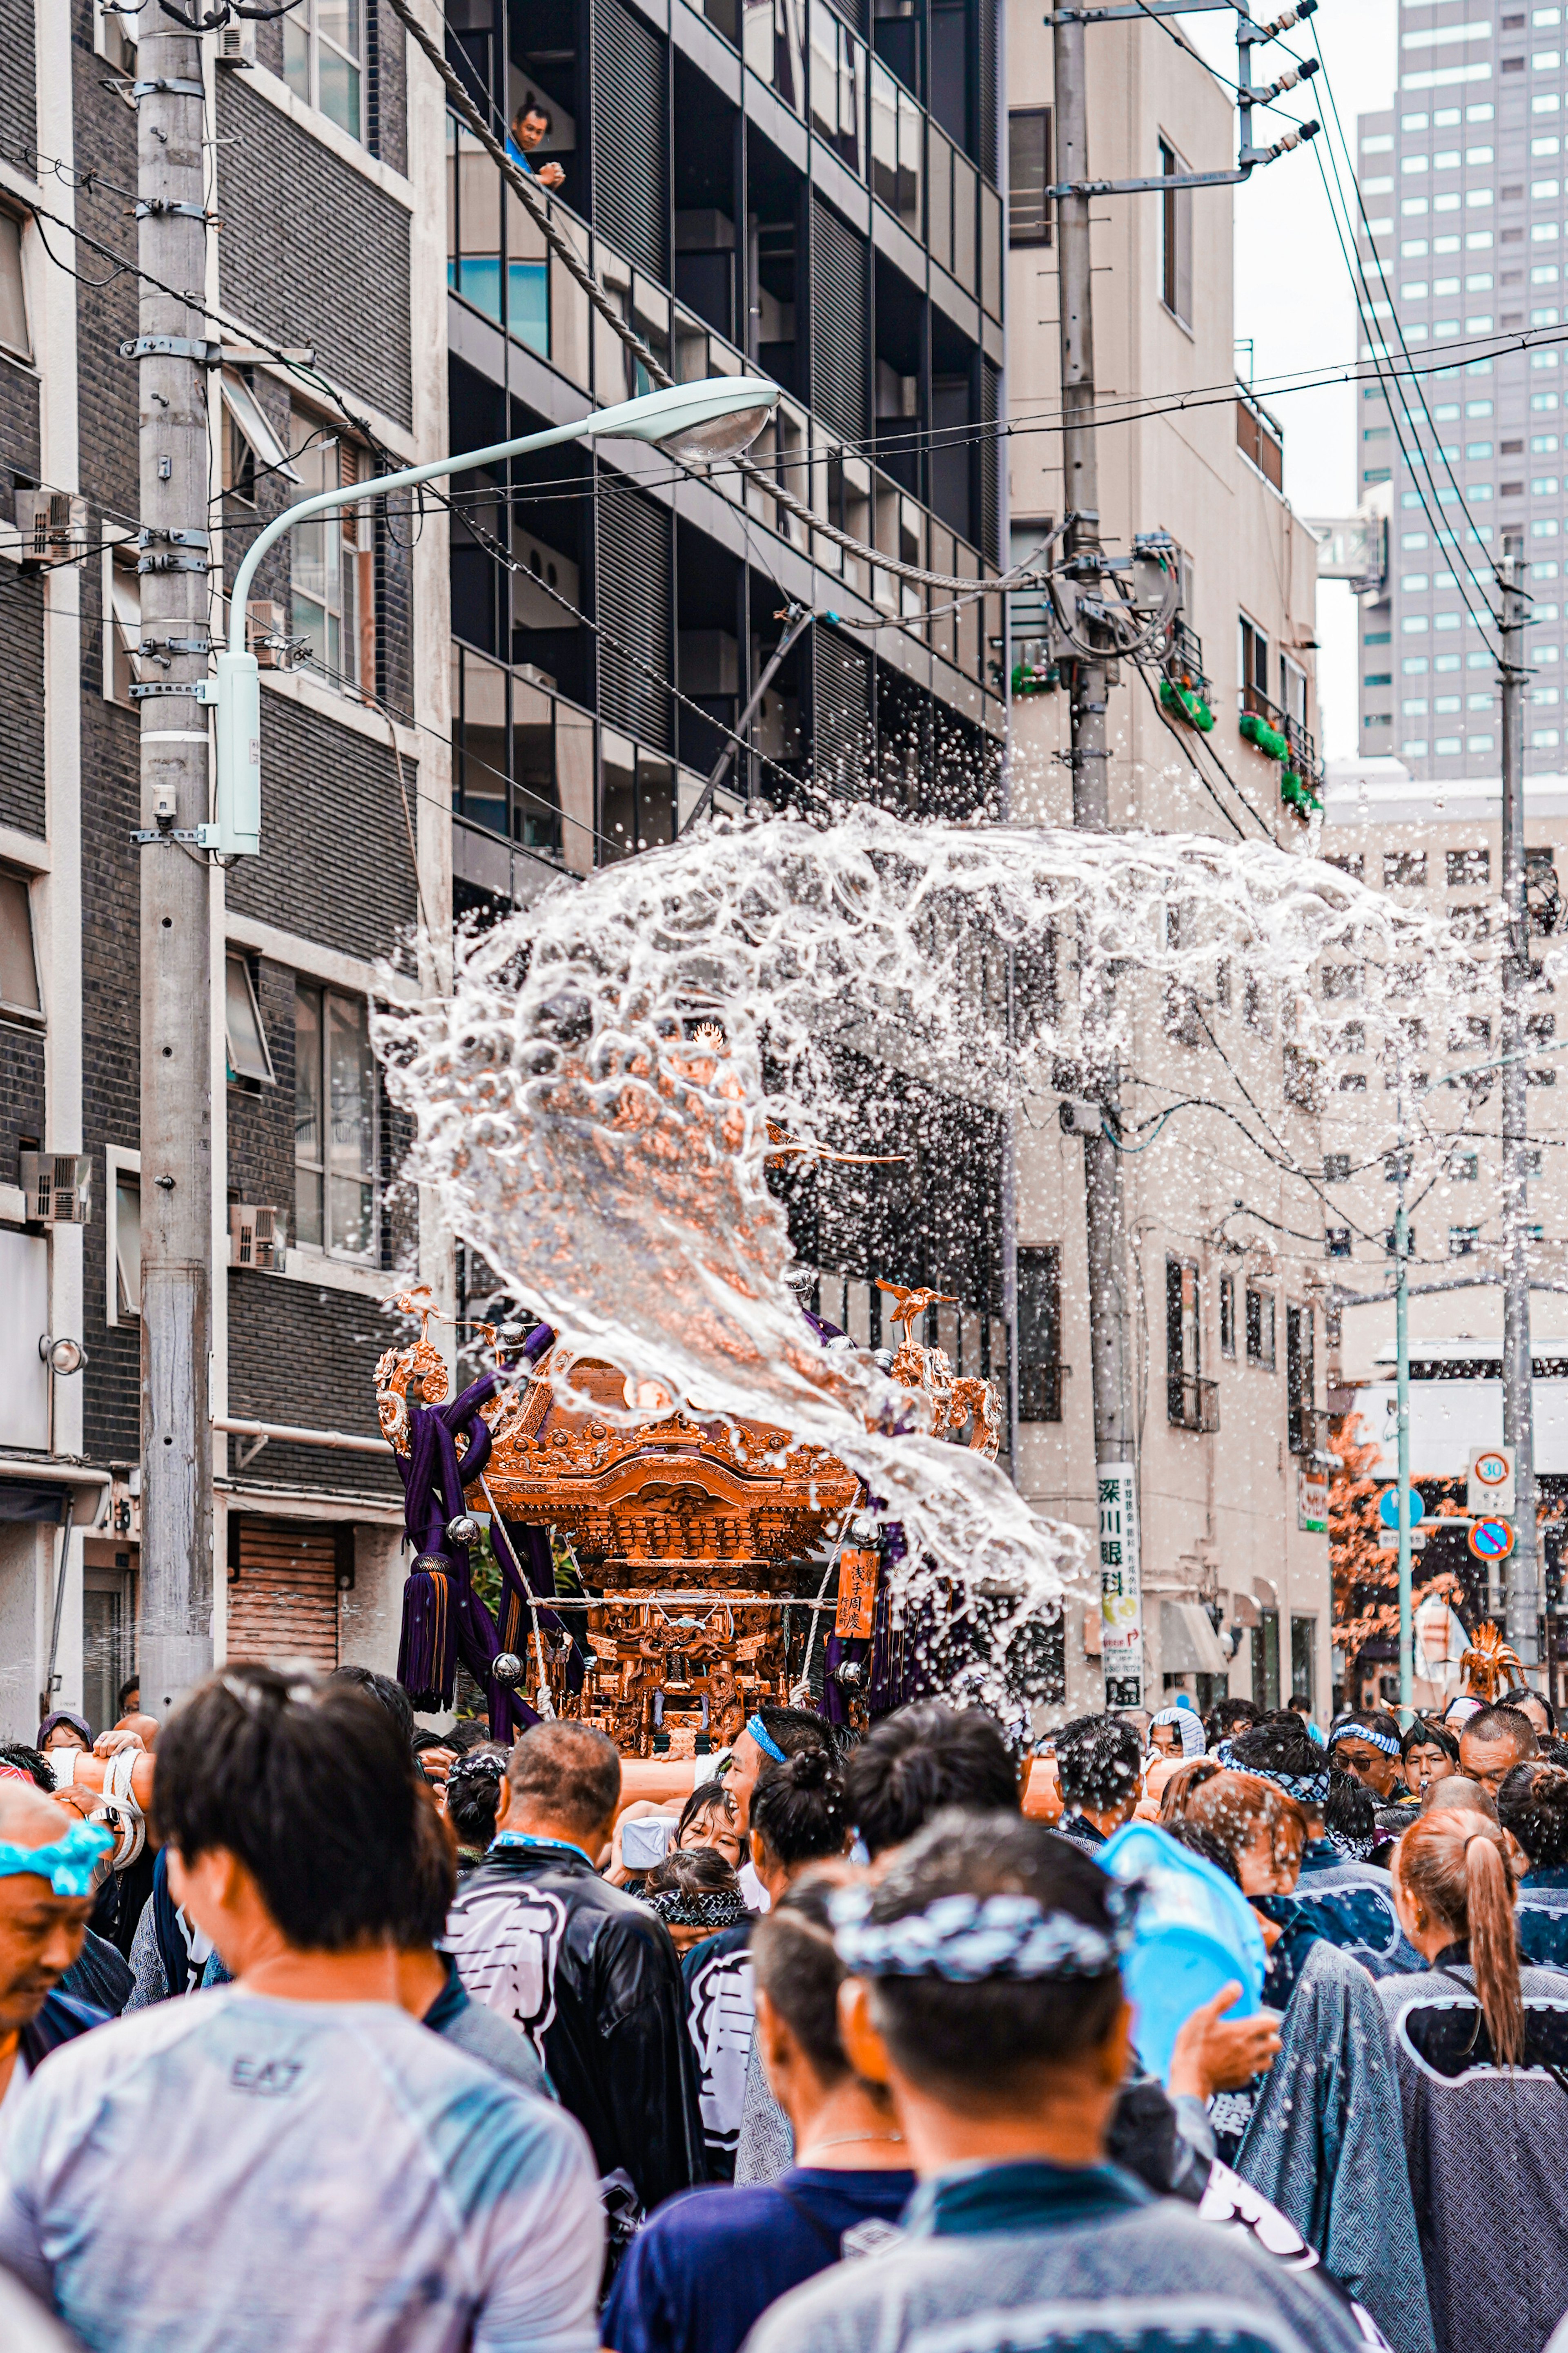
top-left (1356, 4), bottom-right (1568, 781)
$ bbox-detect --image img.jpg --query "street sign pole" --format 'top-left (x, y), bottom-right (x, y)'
top-left (1395, 1153), bottom-right (1412, 1719)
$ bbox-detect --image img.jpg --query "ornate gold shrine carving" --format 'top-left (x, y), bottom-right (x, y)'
top-left (375, 1282), bottom-right (999, 1755)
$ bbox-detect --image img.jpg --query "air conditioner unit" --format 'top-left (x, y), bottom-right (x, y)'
top-left (20, 1151), bottom-right (93, 1225)
top-left (229, 1203), bottom-right (287, 1271)
top-left (14, 492), bottom-right (90, 568)
top-left (216, 16), bottom-right (255, 64)
top-left (247, 600), bottom-right (286, 669)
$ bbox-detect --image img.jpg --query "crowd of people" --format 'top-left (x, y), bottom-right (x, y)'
top-left (0, 1666), bottom-right (1565, 2353)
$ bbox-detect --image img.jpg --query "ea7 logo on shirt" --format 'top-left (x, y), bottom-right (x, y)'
top-left (445, 1882), bottom-right (570, 2061)
top-left (229, 2056), bottom-right (303, 2097)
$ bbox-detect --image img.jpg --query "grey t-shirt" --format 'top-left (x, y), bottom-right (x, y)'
top-left (741, 2177), bottom-right (1370, 2353)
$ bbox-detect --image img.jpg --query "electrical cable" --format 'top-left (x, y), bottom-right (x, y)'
top-left (1310, 143), bottom-right (1498, 651)
top-left (1133, 662), bottom-right (1268, 841)
top-left (1308, 20), bottom-right (1506, 611)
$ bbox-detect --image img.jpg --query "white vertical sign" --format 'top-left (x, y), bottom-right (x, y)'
top-left (1099, 1461), bottom-right (1143, 1708)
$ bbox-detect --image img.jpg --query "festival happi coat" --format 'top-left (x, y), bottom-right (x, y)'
top-left (374, 1280), bottom-right (1000, 1755)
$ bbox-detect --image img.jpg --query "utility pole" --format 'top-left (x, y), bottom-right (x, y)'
top-left (131, 23), bottom-right (216, 1713)
top-left (1498, 539), bottom-right (1539, 1672)
top-left (1393, 1111), bottom-right (1412, 1717)
top-left (1053, 7), bottom-right (1142, 1710)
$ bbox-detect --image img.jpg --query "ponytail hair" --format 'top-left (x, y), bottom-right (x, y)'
top-left (1399, 1809), bottom-right (1526, 2066)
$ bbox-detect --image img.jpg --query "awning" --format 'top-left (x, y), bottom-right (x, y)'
top-left (1160, 1598), bottom-right (1228, 1676)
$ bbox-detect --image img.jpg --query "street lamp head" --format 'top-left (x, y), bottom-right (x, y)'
top-left (585, 376), bottom-right (780, 461)
top-left (39, 1335), bottom-right (88, 1377)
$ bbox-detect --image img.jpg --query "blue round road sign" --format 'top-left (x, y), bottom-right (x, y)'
top-left (1469, 1517), bottom-right (1516, 1561)
top-left (1379, 1486), bottom-right (1425, 1529)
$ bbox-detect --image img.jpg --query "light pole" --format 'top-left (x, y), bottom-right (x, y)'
top-left (135, 376), bottom-right (775, 1712)
top-left (207, 377), bottom-right (780, 854)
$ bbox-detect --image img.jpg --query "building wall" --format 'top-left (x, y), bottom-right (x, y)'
top-left (1355, 11), bottom-right (1567, 782)
top-left (1003, 7), bottom-right (1330, 1717)
top-left (0, 0), bottom-right (452, 1720)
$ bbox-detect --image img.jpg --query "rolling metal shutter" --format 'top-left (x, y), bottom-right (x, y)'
top-left (597, 473), bottom-right (673, 751)
top-left (810, 195), bottom-right (868, 448)
top-left (812, 627), bottom-right (871, 798)
top-left (227, 1518), bottom-right (341, 1672)
top-left (592, 0), bottom-right (668, 281)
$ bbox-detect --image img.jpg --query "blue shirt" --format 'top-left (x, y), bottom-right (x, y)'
top-left (505, 136), bottom-right (536, 174)
top-left (600, 2167), bottom-right (916, 2353)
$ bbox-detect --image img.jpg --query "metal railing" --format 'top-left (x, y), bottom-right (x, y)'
top-left (1288, 1403), bottom-right (1334, 1458)
top-left (1167, 1372), bottom-right (1220, 1432)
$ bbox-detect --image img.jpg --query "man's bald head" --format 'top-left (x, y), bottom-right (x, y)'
top-left (0, 1781), bottom-right (81, 1849)
top-left (1421, 1773), bottom-right (1497, 1819)
top-left (0, 1781), bottom-right (96, 2034)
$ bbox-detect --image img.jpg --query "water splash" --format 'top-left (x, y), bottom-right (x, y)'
top-left (375, 803), bottom-right (1501, 1695)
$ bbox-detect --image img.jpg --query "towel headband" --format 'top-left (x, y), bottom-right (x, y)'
top-left (0, 1819), bottom-right (112, 1898)
top-left (1329, 1723), bottom-right (1401, 1759)
top-left (745, 1714), bottom-right (788, 1764)
top-left (829, 1883), bottom-right (1135, 1982)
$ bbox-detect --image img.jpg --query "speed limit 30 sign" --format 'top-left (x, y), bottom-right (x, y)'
top-left (1467, 1448), bottom-right (1516, 1518)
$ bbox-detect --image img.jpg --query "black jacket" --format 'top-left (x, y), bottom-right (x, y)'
top-left (445, 1838), bottom-right (704, 2219)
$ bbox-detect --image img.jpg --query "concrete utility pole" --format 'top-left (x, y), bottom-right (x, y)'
top-left (1052, 9), bottom-right (1142, 1709)
top-left (1498, 540), bottom-right (1539, 1670)
top-left (132, 24), bottom-right (216, 1712)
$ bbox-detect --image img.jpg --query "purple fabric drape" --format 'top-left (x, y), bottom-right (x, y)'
top-left (394, 1325), bottom-right (554, 1736)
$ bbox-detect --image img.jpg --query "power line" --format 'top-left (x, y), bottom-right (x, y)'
top-left (1307, 37), bottom-right (1503, 645)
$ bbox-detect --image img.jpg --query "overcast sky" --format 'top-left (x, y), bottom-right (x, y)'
top-left (1189, 0), bottom-right (1399, 761)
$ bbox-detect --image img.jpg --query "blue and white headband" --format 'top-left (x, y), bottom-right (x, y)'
top-left (829, 1883), bottom-right (1135, 1983)
top-left (746, 1714), bottom-right (788, 1764)
top-left (1328, 1723), bottom-right (1401, 1759)
top-left (0, 1819), bottom-right (112, 1898)
top-left (1251, 1762), bottom-right (1331, 1810)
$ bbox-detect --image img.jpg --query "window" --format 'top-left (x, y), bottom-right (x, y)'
top-left (1159, 138), bottom-right (1193, 325)
top-left (1238, 613), bottom-right (1269, 705)
top-left (1009, 109), bottom-right (1051, 245)
top-left (1245, 1286), bottom-right (1276, 1371)
top-left (1326, 853), bottom-right (1364, 879)
top-left (0, 866), bottom-right (42, 1020)
top-left (1383, 850), bottom-right (1428, 885)
top-left (285, 0), bottom-right (364, 141)
top-left (0, 212), bottom-right (29, 363)
top-left (870, 63), bottom-right (922, 232)
top-left (1451, 1149), bottom-right (1480, 1180)
top-left (1323, 1152), bottom-right (1352, 1182)
top-left (102, 538), bottom-right (146, 708)
top-left (221, 375), bottom-right (299, 510)
top-left (1286, 1303), bottom-right (1314, 1450)
top-left (1243, 971), bottom-right (1272, 1034)
top-left (114, 1168), bottom-right (140, 1323)
top-left (1447, 845), bottom-right (1490, 884)
top-left (1450, 1224), bottom-right (1481, 1255)
top-left (1219, 1270), bottom-right (1236, 1358)
top-left (1290, 1617), bottom-right (1315, 1711)
top-left (1017, 1245), bottom-right (1062, 1421)
top-left (289, 415), bottom-right (374, 696)
top-left (294, 982), bottom-right (376, 1258)
top-left (1325, 1229), bottom-right (1353, 1258)
top-left (225, 952), bottom-right (275, 1085)
top-left (810, 0), bottom-right (865, 176)
top-left (1256, 1609), bottom-right (1281, 1712)
top-left (1167, 1258), bottom-right (1209, 1429)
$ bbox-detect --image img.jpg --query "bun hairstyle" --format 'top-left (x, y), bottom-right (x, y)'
top-left (1399, 1808), bottom-right (1526, 2066)
top-left (1497, 1760), bottom-right (1568, 1872)
top-left (750, 1745), bottom-right (849, 1868)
